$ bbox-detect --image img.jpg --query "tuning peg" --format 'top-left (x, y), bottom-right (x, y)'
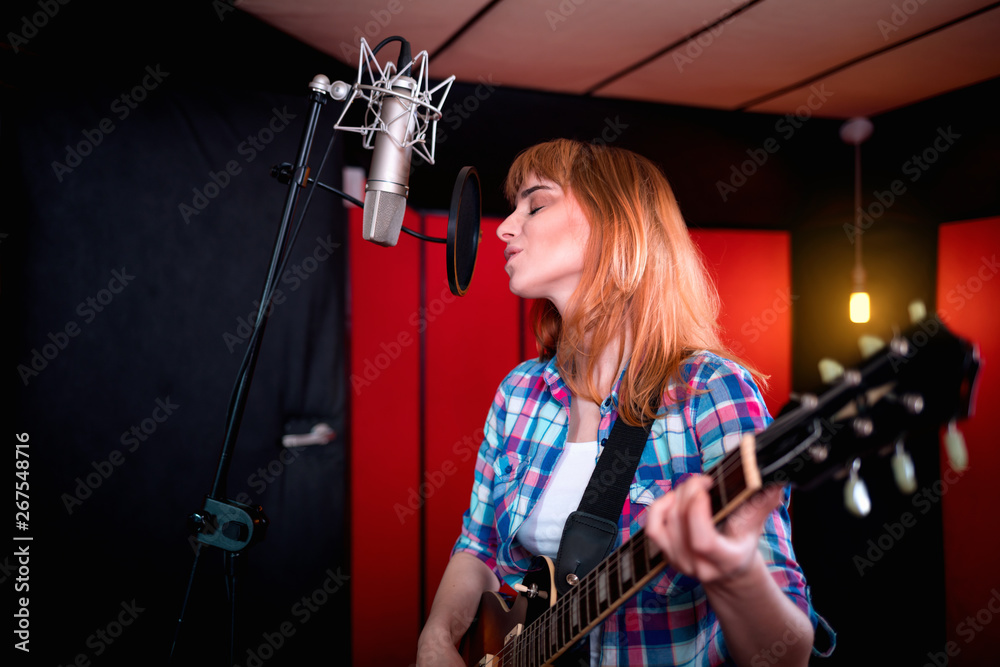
top-left (844, 458), bottom-right (872, 517)
top-left (944, 420), bottom-right (969, 472)
top-left (908, 300), bottom-right (927, 324)
top-left (858, 335), bottom-right (885, 359)
top-left (818, 358), bottom-right (845, 384)
top-left (891, 440), bottom-right (917, 494)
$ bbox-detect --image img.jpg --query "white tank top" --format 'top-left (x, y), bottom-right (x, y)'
top-left (517, 440), bottom-right (599, 557)
top-left (516, 440), bottom-right (602, 666)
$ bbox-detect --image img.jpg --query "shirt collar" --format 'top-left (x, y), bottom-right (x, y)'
top-left (541, 354), bottom-right (631, 412)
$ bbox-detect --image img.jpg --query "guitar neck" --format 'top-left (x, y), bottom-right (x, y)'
top-left (520, 436), bottom-right (763, 666)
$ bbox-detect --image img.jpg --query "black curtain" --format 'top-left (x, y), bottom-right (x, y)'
top-left (3, 2), bottom-right (352, 665)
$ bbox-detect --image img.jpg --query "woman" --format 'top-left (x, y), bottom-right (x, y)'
top-left (416, 139), bottom-right (832, 666)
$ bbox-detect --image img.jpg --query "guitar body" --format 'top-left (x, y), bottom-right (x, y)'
top-left (460, 557), bottom-right (590, 666)
top-left (458, 590), bottom-right (527, 666)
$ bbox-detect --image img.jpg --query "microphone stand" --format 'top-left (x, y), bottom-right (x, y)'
top-left (170, 74), bottom-right (347, 666)
top-left (169, 51), bottom-right (471, 662)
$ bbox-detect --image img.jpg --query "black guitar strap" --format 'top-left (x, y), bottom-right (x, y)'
top-left (553, 413), bottom-right (652, 597)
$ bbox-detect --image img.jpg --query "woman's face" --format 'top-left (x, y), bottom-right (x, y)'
top-left (497, 175), bottom-right (591, 314)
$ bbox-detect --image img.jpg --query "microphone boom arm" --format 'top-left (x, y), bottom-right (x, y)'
top-left (269, 161), bottom-right (446, 244)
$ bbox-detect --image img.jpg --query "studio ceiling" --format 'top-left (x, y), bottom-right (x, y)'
top-left (234, 0), bottom-right (1000, 119)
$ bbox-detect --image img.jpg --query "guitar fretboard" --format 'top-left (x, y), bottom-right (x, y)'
top-left (509, 441), bottom-right (758, 666)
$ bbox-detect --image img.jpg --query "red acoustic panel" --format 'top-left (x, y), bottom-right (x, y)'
top-left (936, 217), bottom-right (1000, 667)
top-left (349, 206), bottom-right (423, 667)
top-left (692, 229), bottom-right (792, 417)
top-left (421, 215), bottom-right (523, 619)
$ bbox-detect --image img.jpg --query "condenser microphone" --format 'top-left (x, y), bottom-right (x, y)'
top-left (334, 37), bottom-right (456, 248)
top-left (362, 79), bottom-right (417, 246)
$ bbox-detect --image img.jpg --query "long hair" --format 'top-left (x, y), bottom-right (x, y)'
top-left (504, 138), bottom-right (765, 426)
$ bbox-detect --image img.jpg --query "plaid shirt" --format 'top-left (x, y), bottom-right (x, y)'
top-left (453, 351), bottom-right (833, 666)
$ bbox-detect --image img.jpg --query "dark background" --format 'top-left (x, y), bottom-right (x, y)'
top-left (3, 1), bottom-right (998, 665)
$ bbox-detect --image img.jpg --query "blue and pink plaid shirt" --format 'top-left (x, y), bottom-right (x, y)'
top-left (453, 351), bottom-right (833, 665)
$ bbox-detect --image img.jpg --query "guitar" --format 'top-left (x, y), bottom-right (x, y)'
top-left (458, 310), bottom-right (980, 667)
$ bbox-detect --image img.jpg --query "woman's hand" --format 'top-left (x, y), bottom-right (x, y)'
top-left (644, 437), bottom-right (784, 585)
top-left (644, 434), bottom-right (813, 666)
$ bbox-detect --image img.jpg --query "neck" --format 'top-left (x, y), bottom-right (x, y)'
top-left (592, 331), bottom-right (632, 398)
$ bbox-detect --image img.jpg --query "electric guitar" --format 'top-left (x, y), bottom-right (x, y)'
top-left (459, 309), bottom-right (980, 667)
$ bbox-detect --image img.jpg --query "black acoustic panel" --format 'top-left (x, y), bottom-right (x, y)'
top-left (5, 60), bottom-right (350, 667)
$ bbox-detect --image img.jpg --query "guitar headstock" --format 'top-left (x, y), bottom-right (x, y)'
top-left (755, 301), bottom-right (981, 516)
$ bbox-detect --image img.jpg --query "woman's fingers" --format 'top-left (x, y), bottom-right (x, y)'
top-left (646, 470), bottom-right (784, 583)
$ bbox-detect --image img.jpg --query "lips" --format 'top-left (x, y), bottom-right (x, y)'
top-left (504, 247), bottom-right (522, 262)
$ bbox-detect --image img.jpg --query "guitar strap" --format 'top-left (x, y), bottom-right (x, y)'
top-left (553, 412), bottom-right (652, 597)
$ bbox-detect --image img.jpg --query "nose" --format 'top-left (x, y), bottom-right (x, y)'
top-left (497, 211), bottom-right (519, 241)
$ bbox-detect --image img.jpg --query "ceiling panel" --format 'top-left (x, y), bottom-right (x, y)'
top-left (595, 0), bottom-right (997, 111)
top-left (430, 0), bottom-right (751, 94)
top-left (234, 0), bottom-right (495, 63)
top-left (234, 0), bottom-right (1000, 119)
top-left (747, 5), bottom-right (1000, 117)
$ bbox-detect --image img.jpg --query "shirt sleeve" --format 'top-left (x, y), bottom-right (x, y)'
top-left (688, 356), bottom-right (771, 467)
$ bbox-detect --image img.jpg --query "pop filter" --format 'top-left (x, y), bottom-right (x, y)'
top-left (447, 166), bottom-right (481, 296)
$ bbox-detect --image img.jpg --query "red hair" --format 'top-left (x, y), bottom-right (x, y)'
top-left (505, 139), bottom-right (765, 425)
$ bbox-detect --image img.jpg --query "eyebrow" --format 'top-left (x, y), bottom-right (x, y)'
top-left (518, 184), bottom-right (552, 200)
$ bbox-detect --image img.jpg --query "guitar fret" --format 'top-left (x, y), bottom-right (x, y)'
top-left (554, 610), bottom-right (561, 662)
top-left (561, 603), bottom-right (569, 655)
top-left (532, 621), bottom-right (539, 667)
top-left (549, 612), bottom-right (557, 659)
top-left (609, 556), bottom-right (621, 601)
top-left (587, 586), bottom-right (598, 625)
top-left (621, 546), bottom-right (633, 585)
top-left (632, 537), bottom-right (646, 580)
top-left (716, 466), bottom-right (728, 506)
top-left (571, 591), bottom-right (580, 636)
top-left (645, 533), bottom-right (659, 562)
top-left (598, 566), bottom-right (609, 606)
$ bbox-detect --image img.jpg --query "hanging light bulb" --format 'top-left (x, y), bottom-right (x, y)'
top-left (850, 288), bottom-right (870, 323)
top-left (850, 263), bottom-right (870, 323)
top-left (840, 117), bottom-right (874, 324)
